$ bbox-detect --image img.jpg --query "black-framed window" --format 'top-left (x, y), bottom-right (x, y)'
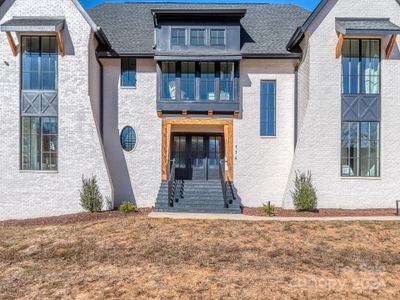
top-left (190, 29), bottom-right (205, 46)
top-left (180, 62), bottom-right (195, 100)
top-left (21, 36), bottom-right (58, 90)
top-left (21, 116), bottom-right (58, 171)
top-left (121, 58), bottom-right (136, 87)
top-left (220, 62), bottom-right (234, 101)
top-left (160, 61), bottom-right (237, 102)
top-left (200, 62), bottom-right (216, 101)
top-left (171, 28), bottom-right (186, 46)
top-left (210, 29), bottom-right (225, 46)
top-left (161, 62), bottom-right (176, 100)
top-left (341, 121), bottom-right (380, 177)
top-left (342, 39), bottom-right (380, 95)
top-left (260, 81), bottom-right (276, 137)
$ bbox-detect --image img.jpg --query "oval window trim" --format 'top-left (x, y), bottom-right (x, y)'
top-left (120, 126), bottom-right (137, 152)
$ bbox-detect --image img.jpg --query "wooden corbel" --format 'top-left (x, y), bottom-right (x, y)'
top-left (5, 32), bottom-right (17, 57)
top-left (56, 31), bottom-right (65, 57)
top-left (386, 34), bottom-right (397, 59)
top-left (336, 33), bottom-right (344, 59)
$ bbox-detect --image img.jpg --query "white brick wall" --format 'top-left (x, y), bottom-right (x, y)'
top-left (0, 0), bottom-right (111, 220)
top-left (235, 59), bottom-right (296, 207)
top-left (284, 0), bottom-right (400, 209)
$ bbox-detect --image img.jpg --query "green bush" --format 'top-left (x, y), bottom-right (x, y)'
top-left (80, 176), bottom-right (103, 212)
top-left (262, 202), bottom-right (276, 216)
top-left (291, 171), bottom-right (318, 211)
top-left (119, 202), bottom-right (136, 213)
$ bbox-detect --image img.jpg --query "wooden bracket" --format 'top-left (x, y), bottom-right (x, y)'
top-left (182, 110), bottom-right (188, 116)
top-left (5, 32), bottom-right (17, 57)
top-left (157, 110), bottom-right (163, 118)
top-left (386, 34), bottom-right (397, 59)
top-left (336, 33), bottom-right (344, 59)
top-left (234, 111), bottom-right (240, 118)
top-left (56, 31), bottom-right (65, 57)
top-left (208, 110), bottom-right (214, 117)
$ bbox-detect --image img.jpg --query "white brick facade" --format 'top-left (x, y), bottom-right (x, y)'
top-left (0, 0), bottom-right (111, 220)
top-left (284, 0), bottom-right (400, 208)
top-left (1, 0), bottom-right (400, 220)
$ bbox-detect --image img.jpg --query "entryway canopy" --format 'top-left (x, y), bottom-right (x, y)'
top-left (0, 17), bottom-right (66, 57)
top-left (335, 18), bottom-right (400, 59)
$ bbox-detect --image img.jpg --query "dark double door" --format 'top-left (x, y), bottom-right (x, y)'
top-left (172, 134), bottom-right (224, 181)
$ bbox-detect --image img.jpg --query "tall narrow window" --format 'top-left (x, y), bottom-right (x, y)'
top-left (220, 62), bottom-right (234, 101)
top-left (260, 81), bottom-right (276, 137)
top-left (121, 58), bottom-right (136, 87)
top-left (180, 62), bottom-right (195, 100)
top-left (22, 36), bottom-right (58, 90)
top-left (190, 29), bottom-right (205, 46)
top-left (161, 62), bottom-right (176, 100)
top-left (21, 36), bottom-right (58, 171)
top-left (341, 122), bottom-right (380, 177)
top-left (200, 62), bottom-right (215, 100)
top-left (210, 29), bottom-right (225, 46)
top-left (171, 28), bottom-right (186, 46)
top-left (342, 39), bottom-right (380, 94)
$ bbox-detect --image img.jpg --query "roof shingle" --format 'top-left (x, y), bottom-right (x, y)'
top-left (88, 2), bottom-right (310, 56)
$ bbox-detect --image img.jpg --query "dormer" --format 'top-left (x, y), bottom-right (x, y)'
top-left (152, 9), bottom-right (246, 59)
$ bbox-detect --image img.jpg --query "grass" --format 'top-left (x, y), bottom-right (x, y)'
top-left (1, 215), bottom-right (400, 299)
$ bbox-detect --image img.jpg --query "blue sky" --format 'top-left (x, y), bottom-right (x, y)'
top-left (81, 0), bottom-right (320, 11)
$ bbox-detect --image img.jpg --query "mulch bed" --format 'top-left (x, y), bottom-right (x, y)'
top-left (243, 207), bottom-right (398, 217)
top-left (0, 208), bottom-right (152, 228)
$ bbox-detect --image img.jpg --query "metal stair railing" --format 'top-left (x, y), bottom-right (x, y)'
top-left (167, 159), bottom-right (176, 207)
top-left (219, 160), bottom-right (229, 208)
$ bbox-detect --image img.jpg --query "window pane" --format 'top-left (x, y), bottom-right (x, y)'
top-left (161, 62), bottom-right (176, 100)
top-left (260, 81), bottom-right (276, 136)
top-left (341, 122), bottom-right (379, 177)
top-left (200, 62), bottom-right (215, 100)
top-left (180, 62), bottom-right (195, 100)
top-left (21, 117), bottom-right (41, 170)
top-left (121, 58), bottom-right (136, 87)
top-left (190, 29), bottom-right (205, 46)
top-left (220, 62), bottom-right (234, 101)
top-left (210, 29), bottom-right (225, 46)
top-left (171, 28), bottom-right (186, 46)
top-left (120, 126), bottom-right (137, 152)
top-left (21, 36), bottom-right (58, 90)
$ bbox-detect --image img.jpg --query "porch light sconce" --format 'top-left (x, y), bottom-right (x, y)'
top-left (396, 200), bottom-right (400, 216)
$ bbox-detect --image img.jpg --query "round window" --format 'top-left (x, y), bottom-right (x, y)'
top-left (120, 126), bottom-right (137, 152)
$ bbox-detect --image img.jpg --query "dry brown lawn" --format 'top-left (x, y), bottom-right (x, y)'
top-left (1, 214), bottom-right (400, 299)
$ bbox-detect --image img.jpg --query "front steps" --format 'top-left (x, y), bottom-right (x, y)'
top-left (155, 180), bottom-right (242, 214)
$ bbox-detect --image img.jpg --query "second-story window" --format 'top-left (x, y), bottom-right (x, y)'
top-left (121, 58), bottom-right (136, 87)
top-left (180, 62), bottom-right (195, 100)
top-left (22, 36), bottom-right (58, 90)
top-left (342, 39), bottom-right (380, 94)
top-left (200, 62), bottom-right (215, 101)
top-left (171, 28), bottom-right (186, 46)
top-left (161, 62), bottom-right (176, 100)
top-left (210, 29), bottom-right (225, 46)
top-left (190, 29), bottom-right (205, 46)
top-left (220, 62), bottom-right (234, 101)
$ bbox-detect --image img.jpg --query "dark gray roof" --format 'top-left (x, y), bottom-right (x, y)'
top-left (0, 17), bottom-right (65, 32)
top-left (88, 2), bottom-right (310, 56)
top-left (336, 18), bottom-right (400, 35)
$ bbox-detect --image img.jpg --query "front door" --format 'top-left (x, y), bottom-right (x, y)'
top-left (172, 134), bottom-right (224, 180)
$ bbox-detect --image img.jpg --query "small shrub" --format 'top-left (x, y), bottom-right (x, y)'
top-left (262, 202), bottom-right (276, 216)
top-left (291, 171), bottom-right (318, 211)
top-left (119, 202), bottom-right (136, 213)
top-left (80, 176), bottom-right (103, 212)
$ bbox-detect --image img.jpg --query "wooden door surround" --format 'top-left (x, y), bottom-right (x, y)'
top-left (162, 119), bottom-right (234, 181)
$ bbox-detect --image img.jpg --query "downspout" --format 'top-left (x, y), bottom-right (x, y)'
top-left (96, 56), bottom-right (104, 139)
top-left (294, 64), bottom-right (298, 150)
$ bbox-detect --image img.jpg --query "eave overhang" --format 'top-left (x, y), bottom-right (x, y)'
top-left (335, 18), bottom-right (400, 35)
